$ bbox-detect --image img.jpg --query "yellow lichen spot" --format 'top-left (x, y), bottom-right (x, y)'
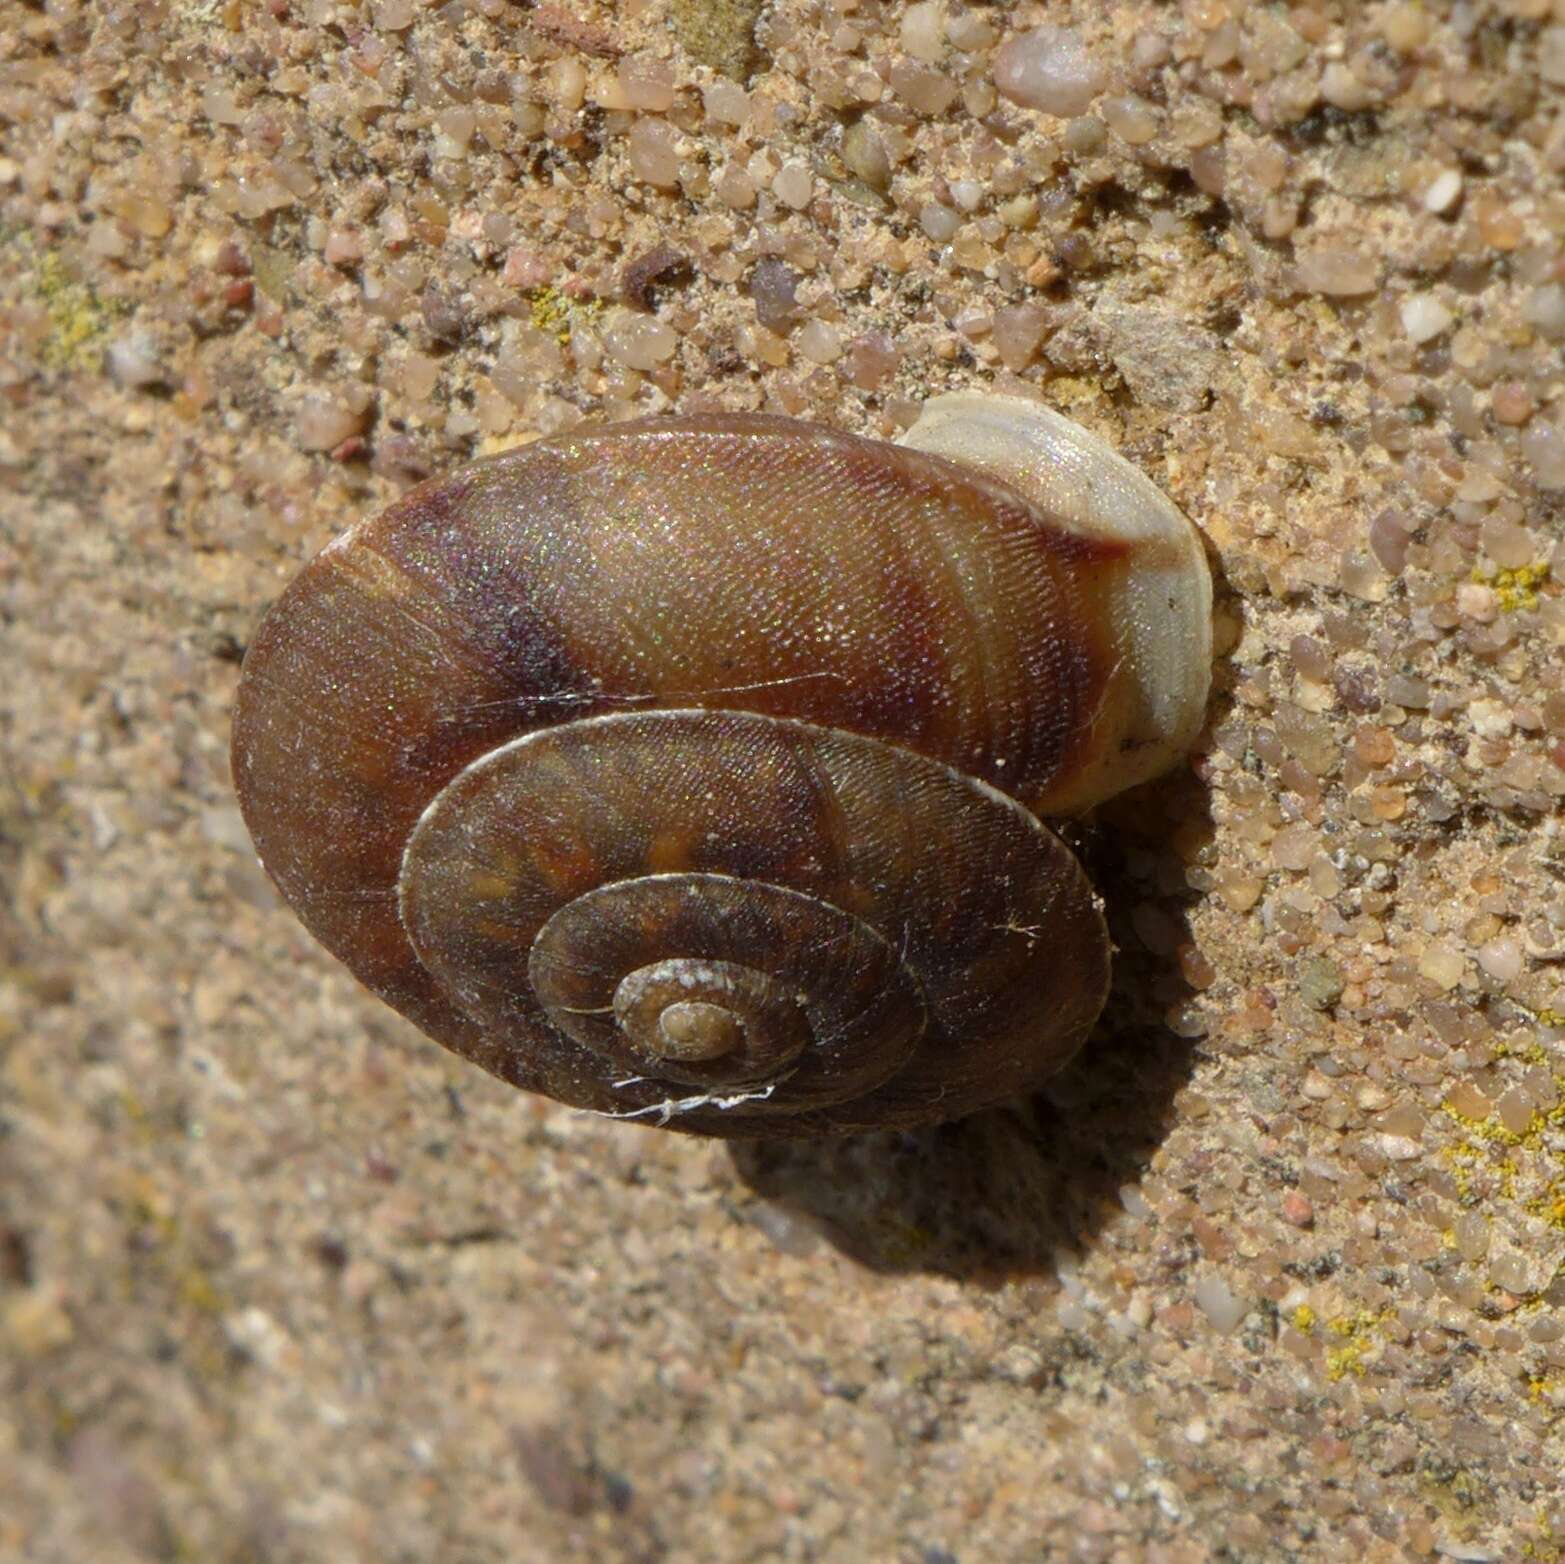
top-left (1525, 1181), bottom-right (1565, 1234)
top-left (1439, 1095), bottom-right (1537, 1153)
top-left (1322, 1308), bottom-right (1392, 1381)
top-left (527, 285), bottom-right (602, 346)
top-left (1470, 559), bottom-right (1552, 613)
top-left (177, 1264), bottom-right (225, 1315)
top-left (27, 245), bottom-right (131, 371)
top-left (1291, 1303), bottom-right (1316, 1333)
top-left (1325, 1341), bottom-right (1367, 1380)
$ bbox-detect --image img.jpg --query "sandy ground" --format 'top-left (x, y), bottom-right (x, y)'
top-left (3, 1), bottom-right (1565, 1560)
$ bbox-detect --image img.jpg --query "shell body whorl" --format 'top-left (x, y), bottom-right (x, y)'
top-left (231, 402), bottom-right (1211, 1136)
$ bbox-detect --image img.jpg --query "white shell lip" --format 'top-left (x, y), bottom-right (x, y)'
top-left (899, 391), bottom-right (1214, 813)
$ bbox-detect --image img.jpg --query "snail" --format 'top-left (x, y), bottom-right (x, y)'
top-left (231, 393), bottom-right (1212, 1137)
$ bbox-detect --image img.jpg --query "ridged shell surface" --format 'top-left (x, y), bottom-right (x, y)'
top-left (231, 412), bottom-right (1139, 1134)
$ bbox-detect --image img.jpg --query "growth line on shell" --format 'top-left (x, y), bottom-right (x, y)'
top-left (454, 670), bottom-right (851, 718)
top-left (1078, 650), bottom-right (1131, 746)
top-left (358, 571), bottom-right (486, 679)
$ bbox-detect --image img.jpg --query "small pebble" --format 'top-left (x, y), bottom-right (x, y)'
top-left (628, 118), bottom-right (682, 189)
top-left (1294, 247), bottom-right (1380, 297)
top-left (899, 1), bottom-right (945, 62)
top-left (1400, 295), bottom-right (1453, 345)
top-left (1297, 957), bottom-right (1345, 1011)
top-left (1418, 942), bottom-right (1465, 991)
top-left (1496, 1088), bottom-right (1534, 1137)
top-left (991, 302), bottom-right (1047, 372)
top-left (1473, 193), bottom-right (1524, 251)
top-left (702, 80), bottom-right (750, 127)
top-left (1481, 519), bottom-right (1535, 571)
top-left (1453, 1212), bottom-right (1489, 1261)
top-left (992, 26), bottom-right (1106, 118)
top-left (841, 121), bottom-right (891, 191)
top-left (1280, 1191), bottom-right (1314, 1228)
top-left (1488, 1249), bottom-right (1532, 1295)
top-left (294, 390), bottom-right (369, 453)
top-left (1217, 872), bottom-right (1264, 913)
top-left (846, 333), bottom-right (898, 390)
top-left (323, 228), bottom-right (364, 267)
top-left (1193, 1274), bottom-right (1249, 1334)
top-left (771, 160), bottom-right (813, 211)
top-left (1320, 63), bottom-right (1371, 113)
top-left (919, 202), bottom-right (960, 242)
top-left (1368, 510), bottom-right (1414, 575)
top-left (105, 332), bottom-right (165, 389)
top-left (1490, 382), bottom-right (1533, 426)
top-left (1521, 420), bottom-right (1565, 488)
top-left (1422, 168), bottom-right (1463, 214)
top-left (748, 258), bottom-right (799, 332)
top-left (602, 312), bottom-right (677, 370)
top-left (1100, 93), bottom-right (1159, 145)
top-left (889, 60), bottom-right (959, 116)
top-left (948, 179), bottom-right (982, 213)
top-left (1522, 284), bottom-right (1565, 340)
top-left (1381, 3), bottom-right (1430, 53)
top-left (618, 56), bottom-right (675, 113)
top-left (796, 319), bottom-right (842, 365)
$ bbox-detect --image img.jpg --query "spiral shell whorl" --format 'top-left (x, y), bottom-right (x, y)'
top-left (394, 710), bottom-right (1105, 1130)
top-left (231, 405), bottom-right (1209, 1135)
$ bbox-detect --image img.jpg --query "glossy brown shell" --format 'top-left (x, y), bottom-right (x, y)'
top-left (231, 412), bottom-right (1122, 1136)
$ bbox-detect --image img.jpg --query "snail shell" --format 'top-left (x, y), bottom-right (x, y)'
top-left (231, 394), bottom-right (1212, 1137)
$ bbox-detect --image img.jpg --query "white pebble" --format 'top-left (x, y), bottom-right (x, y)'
top-left (1489, 1247), bottom-right (1534, 1295)
top-left (1320, 62), bottom-right (1371, 112)
top-left (1418, 941), bottom-right (1465, 990)
top-left (1521, 419), bottom-right (1565, 489)
top-left (105, 332), bottom-right (164, 389)
top-left (602, 312), bottom-right (677, 371)
top-left (1193, 1273), bottom-right (1249, 1334)
top-left (1101, 92), bottom-right (1160, 145)
top-left (1400, 294), bottom-right (1454, 345)
top-left (992, 26), bottom-right (1106, 119)
top-left (627, 118), bottom-right (681, 189)
top-left (919, 202), bottom-right (960, 242)
top-left (1422, 168), bottom-right (1463, 214)
top-left (294, 391), bottom-right (367, 453)
top-left (945, 11), bottom-right (995, 52)
top-left (796, 320), bottom-right (843, 365)
top-left (900, 1), bottom-right (946, 62)
top-left (1476, 936), bottom-right (1522, 984)
top-left (771, 160), bottom-right (814, 211)
top-left (1293, 246), bottom-right (1379, 297)
top-left (1522, 283), bottom-right (1565, 341)
top-left (948, 178), bottom-right (983, 212)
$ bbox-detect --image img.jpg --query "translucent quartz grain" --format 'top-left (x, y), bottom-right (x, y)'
top-left (992, 27), bottom-right (1106, 118)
